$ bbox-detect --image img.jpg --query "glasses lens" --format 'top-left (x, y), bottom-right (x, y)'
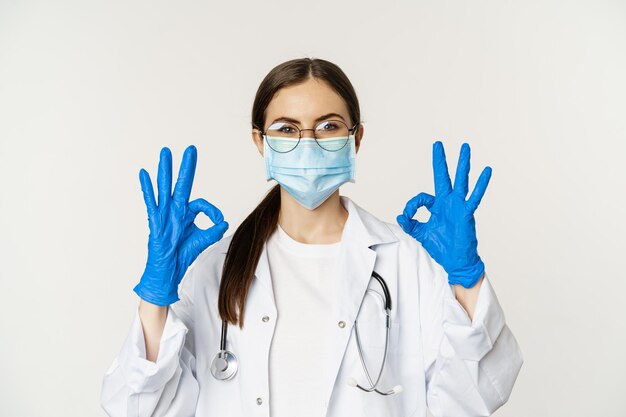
top-left (265, 122), bottom-right (300, 152)
top-left (314, 120), bottom-right (350, 151)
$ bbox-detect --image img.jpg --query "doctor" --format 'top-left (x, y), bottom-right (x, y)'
top-left (101, 57), bottom-right (523, 417)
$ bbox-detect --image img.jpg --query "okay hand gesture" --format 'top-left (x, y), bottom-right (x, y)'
top-left (396, 141), bottom-right (491, 288)
top-left (133, 145), bottom-right (229, 306)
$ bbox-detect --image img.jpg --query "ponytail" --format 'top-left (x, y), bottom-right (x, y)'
top-left (218, 184), bottom-right (280, 328)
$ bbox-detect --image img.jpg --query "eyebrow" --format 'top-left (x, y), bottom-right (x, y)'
top-left (271, 113), bottom-right (347, 125)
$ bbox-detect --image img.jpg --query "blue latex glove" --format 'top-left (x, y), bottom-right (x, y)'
top-left (133, 145), bottom-right (229, 306)
top-left (396, 141), bottom-right (492, 288)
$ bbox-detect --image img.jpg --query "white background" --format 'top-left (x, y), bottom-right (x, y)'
top-left (1, 0), bottom-right (625, 416)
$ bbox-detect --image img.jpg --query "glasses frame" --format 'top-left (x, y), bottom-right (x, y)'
top-left (259, 119), bottom-right (360, 153)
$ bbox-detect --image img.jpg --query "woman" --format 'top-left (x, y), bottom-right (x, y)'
top-left (101, 57), bottom-right (523, 417)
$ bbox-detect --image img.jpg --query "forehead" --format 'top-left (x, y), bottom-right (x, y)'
top-left (265, 77), bottom-right (349, 124)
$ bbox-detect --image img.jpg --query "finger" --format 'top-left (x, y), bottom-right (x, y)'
top-left (402, 192), bottom-right (435, 219)
top-left (181, 218), bottom-right (229, 266)
top-left (396, 214), bottom-right (426, 241)
top-left (139, 168), bottom-right (158, 231)
top-left (172, 145), bottom-right (198, 205)
top-left (157, 147), bottom-right (172, 209)
top-left (189, 220), bottom-right (229, 253)
top-left (396, 192), bottom-right (435, 240)
top-left (453, 143), bottom-right (471, 198)
top-left (433, 141), bottom-right (452, 196)
top-left (189, 198), bottom-right (229, 247)
top-left (188, 198), bottom-right (225, 225)
top-left (466, 166), bottom-right (493, 213)
top-left (202, 220), bottom-right (229, 244)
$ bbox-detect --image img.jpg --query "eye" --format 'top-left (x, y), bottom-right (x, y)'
top-left (266, 122), bottom-right (299, 137)
top-left (318, 121), bottom-right (339, 130)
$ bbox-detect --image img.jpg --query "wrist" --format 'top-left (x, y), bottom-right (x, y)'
top-left (447, 259), bottom-right (485, 288)
top-left (133, 283), bottom-right (179, 307)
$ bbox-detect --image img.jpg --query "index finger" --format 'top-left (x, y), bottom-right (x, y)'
top-left (172, 145), bottom-right (198, 204)
top-left (188, 198), bottom-right (225, 225)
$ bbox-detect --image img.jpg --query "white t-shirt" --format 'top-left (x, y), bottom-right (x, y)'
top-left (266, 223), bottom-right (342, 417)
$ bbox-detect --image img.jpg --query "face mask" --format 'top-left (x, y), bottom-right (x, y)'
top-left (264, 134), bottom-right (356, 210)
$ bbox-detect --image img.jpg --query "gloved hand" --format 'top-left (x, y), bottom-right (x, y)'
top-left (396, 141), bottom-right (492, 288)
top-left (133, 145), bottom-right (229, 306)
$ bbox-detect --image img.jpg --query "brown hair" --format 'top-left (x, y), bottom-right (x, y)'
top-left (218, 57), bottom-right (362, 328)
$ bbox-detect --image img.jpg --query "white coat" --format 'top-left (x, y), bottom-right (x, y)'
top-left (100, 195), bottom-right (523, 417)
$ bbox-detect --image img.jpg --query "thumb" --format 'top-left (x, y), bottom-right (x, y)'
top-left (182, 220), bottom-right (229, 266)
top-left (397, 213), bottom-right (426, 241)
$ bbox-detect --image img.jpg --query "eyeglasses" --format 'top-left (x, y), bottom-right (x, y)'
top-left (260, 119), bottom-right (359, 153)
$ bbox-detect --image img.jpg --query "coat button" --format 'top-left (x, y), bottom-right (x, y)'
top-left (338, 320), bottom-right (346, 328)
top-left (256, 397), bottom-right (263, 405)
top-left (262, 315), bottom-right (270, 322)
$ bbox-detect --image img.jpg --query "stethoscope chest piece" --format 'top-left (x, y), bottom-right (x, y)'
top-left (210, 350), bottom-right (238, 381)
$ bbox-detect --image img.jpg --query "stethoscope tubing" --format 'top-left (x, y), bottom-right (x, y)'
top-left (352, 271), bottom-right (397, 395)
top-left (211, 270), bottom-right (401, 395)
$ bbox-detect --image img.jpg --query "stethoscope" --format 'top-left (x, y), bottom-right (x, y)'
top-left (210, 270), bottom-right (403, 396)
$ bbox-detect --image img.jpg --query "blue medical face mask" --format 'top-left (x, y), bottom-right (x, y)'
top-left (264, 134), bottom-right (356, 210)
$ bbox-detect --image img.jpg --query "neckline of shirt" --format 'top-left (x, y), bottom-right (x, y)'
top-left (269, 223), bottom-right (342, 258)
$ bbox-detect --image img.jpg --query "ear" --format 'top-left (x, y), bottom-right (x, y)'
top-left (251, 129), bottom-right (264, 156)
top-left (354, 123), bottom-right (364, 154)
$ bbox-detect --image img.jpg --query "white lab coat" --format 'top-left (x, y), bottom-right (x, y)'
top-left (101, 195), bottom-right (523, 417)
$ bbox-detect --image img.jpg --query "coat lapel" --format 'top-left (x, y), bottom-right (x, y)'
top-left (320, 196), bottom-right (398, 409)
